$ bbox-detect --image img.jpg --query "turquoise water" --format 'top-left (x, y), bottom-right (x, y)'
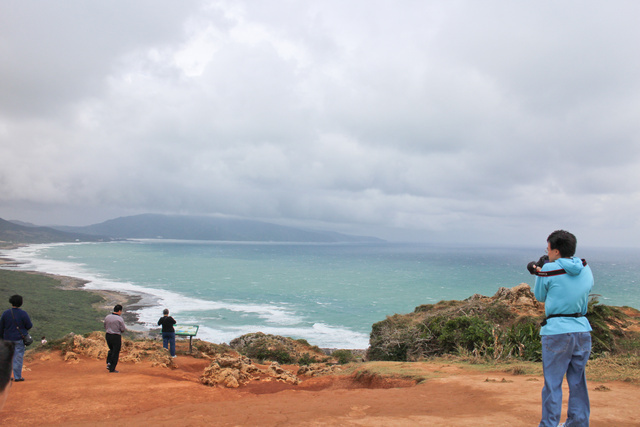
top-left (2, 241), bottom-right (638, 348)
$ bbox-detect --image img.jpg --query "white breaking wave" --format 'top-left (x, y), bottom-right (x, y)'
top-left (1, 243), bottom-right (369, 349)
top-left (194, 323), bottom-right (369, 349)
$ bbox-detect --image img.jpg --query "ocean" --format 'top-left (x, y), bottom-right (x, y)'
top-left (2, 241), bottom-right (638, 349)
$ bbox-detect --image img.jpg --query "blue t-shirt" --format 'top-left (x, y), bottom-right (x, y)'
top-left (534, 257), bottom-right (593, 336)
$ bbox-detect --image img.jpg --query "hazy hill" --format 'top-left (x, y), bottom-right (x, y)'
top-left (52, 214), bottom-right (384, 243)
top-left (0, 218), bottom-right (107, 244)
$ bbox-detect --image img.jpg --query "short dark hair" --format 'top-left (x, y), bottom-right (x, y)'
top-left (163, 308), bottom-right (169, 315)
top-left (9, 295), bottom-right (23, 307)
top-left (113, 304), bottom-right (123, 313)
top-left (547, 230), bottom-right (577, 258)
top-left (0, 340), bottom-right (15, 392)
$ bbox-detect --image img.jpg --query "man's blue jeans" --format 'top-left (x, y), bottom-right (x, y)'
top-left (8, 340), bottom-right (25, 380)
top-left (539, 332), bottom-right (591, 427)
top-left (162, 332), bottom-right (176, 357)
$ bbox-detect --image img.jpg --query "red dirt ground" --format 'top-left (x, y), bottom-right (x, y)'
top-left (3, 347), bottom-right (639, 427)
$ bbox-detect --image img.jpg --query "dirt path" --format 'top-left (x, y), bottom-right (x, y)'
top-left (2, 350), bottom-right (639, 426)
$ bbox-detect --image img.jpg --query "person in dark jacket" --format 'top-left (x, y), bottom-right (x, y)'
top-left (157, 308), bottom-right (177, 357)
top-left (0, 295), bottom-right (33, 381)
top-left (1, 340), bottom-right (15, 410)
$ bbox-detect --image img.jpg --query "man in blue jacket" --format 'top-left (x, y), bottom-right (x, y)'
top-left (0, 295), bottom-right (33, 382)
top-left (530, 230), bottom-right (593, 427)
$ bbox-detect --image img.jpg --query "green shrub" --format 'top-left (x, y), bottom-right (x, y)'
top-left (332, 349), bottom-right (356, 364)
top-left (438, 316), bottom-right (493, 354)
top-left (483, 302), bottom-right (516, 324)
top-left (506, 318), bottom-right (542, 361)
top-left (244, 341), bottom-right (295, 364)
top-left (297, 353), bottom-right (322, 365)
top-left (367, 316), bottom-right (416, 361)
top-left (586, 296), bottom-right (628, 356)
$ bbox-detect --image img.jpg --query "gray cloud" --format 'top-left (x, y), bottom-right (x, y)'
top-left (1, 0), bottom-right (640, 247)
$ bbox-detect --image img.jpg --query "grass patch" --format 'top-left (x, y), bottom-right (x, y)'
top-left (586, 354), bottom-right (640, 383)
top-left (340, 361), bottom-right (439, 383)
top-left (0, 270), bottom-right (106, 343)
top-left (343, 354), bottom-right (640, 385)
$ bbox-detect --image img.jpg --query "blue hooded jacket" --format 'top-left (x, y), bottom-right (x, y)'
top-left (534, 257), bottom-right (593, 336)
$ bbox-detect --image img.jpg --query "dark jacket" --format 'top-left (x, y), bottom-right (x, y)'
top-left (0, 308), bottom-right (33, 341)
top-left (158, 316), bottom-right (176, 333)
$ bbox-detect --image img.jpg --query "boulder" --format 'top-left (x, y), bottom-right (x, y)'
top-left (199, 354), bottom-right (262, 387)
top-left (297, 363), bottom-right (342, 377)
top-left (199, 355), bottom-right (302, 387)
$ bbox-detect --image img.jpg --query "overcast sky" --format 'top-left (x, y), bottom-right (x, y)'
top-left (1, 1), bottom-right (639, 247)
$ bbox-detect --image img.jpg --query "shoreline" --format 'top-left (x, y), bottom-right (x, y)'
top-left (1, 251), bottom-right (152, 334)
top-left (1, 244), bottom-right (372, 349)
top-left (1, 250), bottom-right (366, 350)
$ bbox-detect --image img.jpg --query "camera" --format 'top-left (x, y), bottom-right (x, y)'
top-left (527, 255), bottom-right (549, 275)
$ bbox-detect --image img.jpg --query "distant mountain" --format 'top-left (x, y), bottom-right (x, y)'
top-left (0, 218), bottom-right (108, 244)
top-left (53, 214), bottom-right (384, 243)
top-left (8, 220), bottom-right (39, 228)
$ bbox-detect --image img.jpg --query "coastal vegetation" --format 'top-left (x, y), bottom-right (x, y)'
top-left (229, 332), bottom-right (331, 365)
top-left (366, 283), bottom-right (640, 366)
top-left (0, 269), bottom-right (105, 341)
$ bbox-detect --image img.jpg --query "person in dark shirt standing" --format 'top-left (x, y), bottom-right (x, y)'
top-left (104, 304), bottom-right (126, 373)
top-left (158, 308), bottom-right (177, 357)
top-left (0, 295), bottom-right (33, 382)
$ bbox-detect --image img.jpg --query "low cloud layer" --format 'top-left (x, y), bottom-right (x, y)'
top-left (2, 1), bottom-right (639, 246)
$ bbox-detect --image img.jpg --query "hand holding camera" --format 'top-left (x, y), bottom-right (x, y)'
top-left (527, 255), bottom-right (549, 275)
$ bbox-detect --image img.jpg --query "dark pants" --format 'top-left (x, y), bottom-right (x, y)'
top-left (105, 333), bottom-right (122, 372)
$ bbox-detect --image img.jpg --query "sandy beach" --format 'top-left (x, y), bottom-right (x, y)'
top-left (3, 341), bottom-right (639, 426)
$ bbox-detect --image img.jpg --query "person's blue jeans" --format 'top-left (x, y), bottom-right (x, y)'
top-left (8, 340), bottom-right (25, 380)
top-left (162, 332), bottom-right (176, 357)
top-left (539, 332), bottom-right (591, 427)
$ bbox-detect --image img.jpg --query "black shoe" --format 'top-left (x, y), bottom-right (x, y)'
top-left (109, 370), bottom-right (119, 373)
top-left (13, 378), bottom-right (25, 382)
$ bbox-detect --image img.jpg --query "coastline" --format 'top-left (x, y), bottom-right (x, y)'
top-left (1, 243), bottom-right (374, 349)
top-left (0, 250), bottom-right (150, 334)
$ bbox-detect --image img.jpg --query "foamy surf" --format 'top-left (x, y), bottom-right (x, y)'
top-left (1, 242), bottom-right (370, 349)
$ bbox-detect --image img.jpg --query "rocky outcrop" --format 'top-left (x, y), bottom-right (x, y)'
top-left (229, 332), bottom-right (330, 364)
top-left (199, 355), bottom-right (301, 387)
top-left (491, 283), bottom-right (541, 315)
top-left (267, 362), bottom-right (301, 385)
top-left (368, 283), bottom-right (637, 362)
top-left (64, 332), bottom-right (109, 359)
top-left (200, 354), bottom-right (261, 388)
top-left (297, 363), bottom-right (343, 377)
top-left (368, 284), bottom-right (546, 362)
top-left (59, 332), bottom-right (176, 368)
